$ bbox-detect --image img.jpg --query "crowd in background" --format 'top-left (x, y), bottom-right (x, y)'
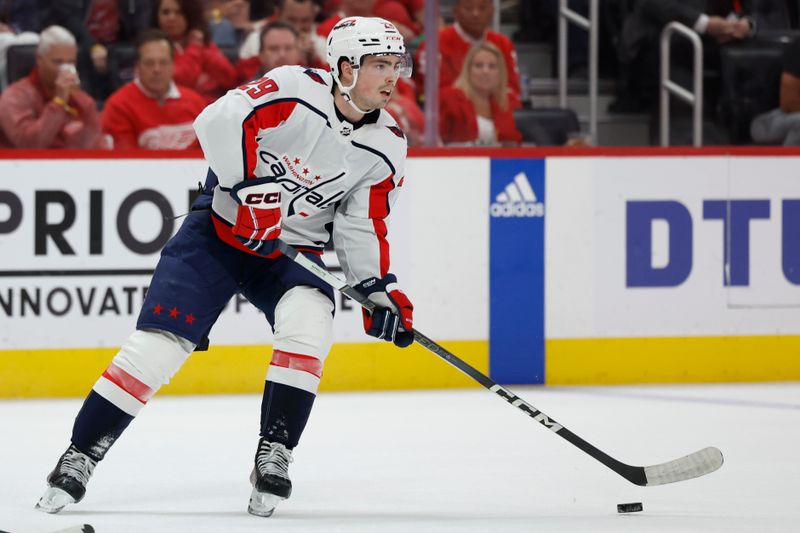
top-left (1, 0), bottom-right (800, 149)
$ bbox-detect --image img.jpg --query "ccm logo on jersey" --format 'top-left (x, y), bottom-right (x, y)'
top-left (244, 191), bottom-right (281, 206)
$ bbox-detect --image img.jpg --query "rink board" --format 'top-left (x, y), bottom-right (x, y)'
top-left (0, 154), bottom-right (489, 397)
top-left (543, 155), bottom-right (800, 385)
top-left (1, 149), bottom-right (799, 397)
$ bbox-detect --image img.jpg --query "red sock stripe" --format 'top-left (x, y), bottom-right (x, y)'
top-left (270, 349), bottom-right (323, 378)
top-left (102, 363), bottom-right (155, 404)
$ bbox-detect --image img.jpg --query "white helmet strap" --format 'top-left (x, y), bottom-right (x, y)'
top-left (334, 61), bottom-right (374, 115)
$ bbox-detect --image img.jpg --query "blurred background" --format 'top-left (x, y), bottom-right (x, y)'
top-left (3, 0), bottom-right (800, 148)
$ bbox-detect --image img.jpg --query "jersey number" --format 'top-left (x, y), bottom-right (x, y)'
top-left (240, 77), bottom-right (279, 99)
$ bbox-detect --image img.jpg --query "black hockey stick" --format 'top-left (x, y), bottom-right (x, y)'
top-left (276, 241), bottom-right (724, 486)
top-left (0, 526), bottom-right (95, 533)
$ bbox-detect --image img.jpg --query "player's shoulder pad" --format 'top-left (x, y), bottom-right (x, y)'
top-left (360, 110), bottom-right (407, 171)
top-left (231, 65), bottom-right (306, 104)
top-left (243, 65), bottom-right (332, 105)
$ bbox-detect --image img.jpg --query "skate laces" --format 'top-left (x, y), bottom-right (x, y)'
top-left (255, 440), bottom-right (293, 480)
top-left (59, 446), bottom-right (97, 485)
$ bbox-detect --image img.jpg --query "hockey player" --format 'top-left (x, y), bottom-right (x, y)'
top-left (36, 16), bottom-right (414, 518)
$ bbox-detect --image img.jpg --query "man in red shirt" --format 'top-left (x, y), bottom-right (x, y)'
top-left (414, 0), bottom-right (521, 107)
top-left (235, 21), bottom-right (303, 84)
top-left (0, 25), bottom-right (103, 149)
top-left (101, 29), bottom-right (207, 150)
top-left (316, 0), bottom-right (376, 41)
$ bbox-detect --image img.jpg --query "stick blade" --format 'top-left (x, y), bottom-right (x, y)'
top-left (643, 446), bottom-right (724, 486)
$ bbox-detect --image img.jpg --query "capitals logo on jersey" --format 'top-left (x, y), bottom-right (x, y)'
top-left (257, 149), bottom-right (347, 216)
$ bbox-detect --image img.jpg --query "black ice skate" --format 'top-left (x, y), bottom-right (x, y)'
top-left (36, 445), bottom-right (97, 514)
top-left (248, 438), bottom-right (293, 517)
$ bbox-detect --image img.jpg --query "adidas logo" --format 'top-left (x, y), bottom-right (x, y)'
top-left (490, 172), bottom-right (545, 218)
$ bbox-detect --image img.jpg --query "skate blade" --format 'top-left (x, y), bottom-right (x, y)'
top-left (247, 487), bottom-right (285, 517)
top-left (35, 487), bottom-right (76, 514)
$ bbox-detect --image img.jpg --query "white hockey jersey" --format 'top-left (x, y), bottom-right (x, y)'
top-left (193, 65), bottom-right (407, 285)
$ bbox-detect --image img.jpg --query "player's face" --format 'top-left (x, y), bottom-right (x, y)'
top-left (454, 0), bottom-right (493, 39)
top-left (158, 0), bottom-right (188, 41)
top-left (469, 49), bottom-right (501, 94)
top-left (136, 40), bottom-right (174, 97)
top-left (281, 0), bottom-right (315, 34)
top-left (351, 54), bottom-right (401, 111)
top-left (260, 28), bottom-right (301, 71)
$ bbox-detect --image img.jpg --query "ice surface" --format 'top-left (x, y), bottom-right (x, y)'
top-left (2, 382), bottom-right (798, 532)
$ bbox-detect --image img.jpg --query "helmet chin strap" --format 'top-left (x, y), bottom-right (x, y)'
top-left (334, 69), bottom-right (374, 115)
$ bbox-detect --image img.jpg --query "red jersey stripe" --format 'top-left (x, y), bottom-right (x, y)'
top-left (102, 363), bottom-right (155, 404)
top-left (270, 349), bottom-right (323, 378)
top-left (368, 174), bottom-right (395, 276)
top-left (242, 101), bottom-right (298, 178)
top-left (372, 218), bottom-right (390, 277)
top-left (368, 173), bottom-right (395, 219)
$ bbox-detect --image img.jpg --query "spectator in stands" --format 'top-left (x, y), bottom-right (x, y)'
top-left (0, 0), bottom-right (41, 91)
top-left (280, 0), bottom-right (325, 66)
top-left (154, 0), bottom-right (238, 103)
top-left (750, 37), bottom-right (800, 145)
top-left (240, 0), bottom-right (326, 68)
top-left (44, 0), bottom-right (151, 102)
top-left (614, 0), bottom-right (790, 113)
top-left (0, 25), bottom-right (103, 149)
top-left (0, 0), bottom-right (43, 34)
top-left (322, 0), bottom-right (421, 41)
top-left (373, 0), bottom-right (423, 42)
top-left (209, 0), bottom-right (260, 48)
top-left (438, 41), bottom-right (521, 146)
top-left (248, 0), bottom-right (279, 20)
top-left (101, 29), bottom-right (207, 149)
top-left (236, 21), bottom-right (301, 82)
top-left (414, 0), bottom-right (521, 107)
top-left (316, 0), bottom-right (376, 41)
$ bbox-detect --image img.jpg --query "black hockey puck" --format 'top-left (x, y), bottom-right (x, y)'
top-left (617, 502), bottom-right (643, 513)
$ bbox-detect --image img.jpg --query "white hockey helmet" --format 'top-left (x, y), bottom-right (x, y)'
top-left (326, 16), bottom-right (412, 112)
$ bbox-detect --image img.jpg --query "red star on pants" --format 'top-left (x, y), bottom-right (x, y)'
top-left (169, 307), bottom-right (180, 318)
top-left (153, 304), bottom-right (163, 314)
top-left (185, 313), bottom-right (196, 325)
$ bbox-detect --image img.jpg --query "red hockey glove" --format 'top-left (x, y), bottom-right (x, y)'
top-left (357, 274), bottom-right (414, 348)
top-left (229, 178), bottom-right (282, 256)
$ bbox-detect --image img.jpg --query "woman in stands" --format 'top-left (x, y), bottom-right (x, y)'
top-left (439, 41), bottom-right (521, 147)
top-left (153, 0), bottom-right (238, 103)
